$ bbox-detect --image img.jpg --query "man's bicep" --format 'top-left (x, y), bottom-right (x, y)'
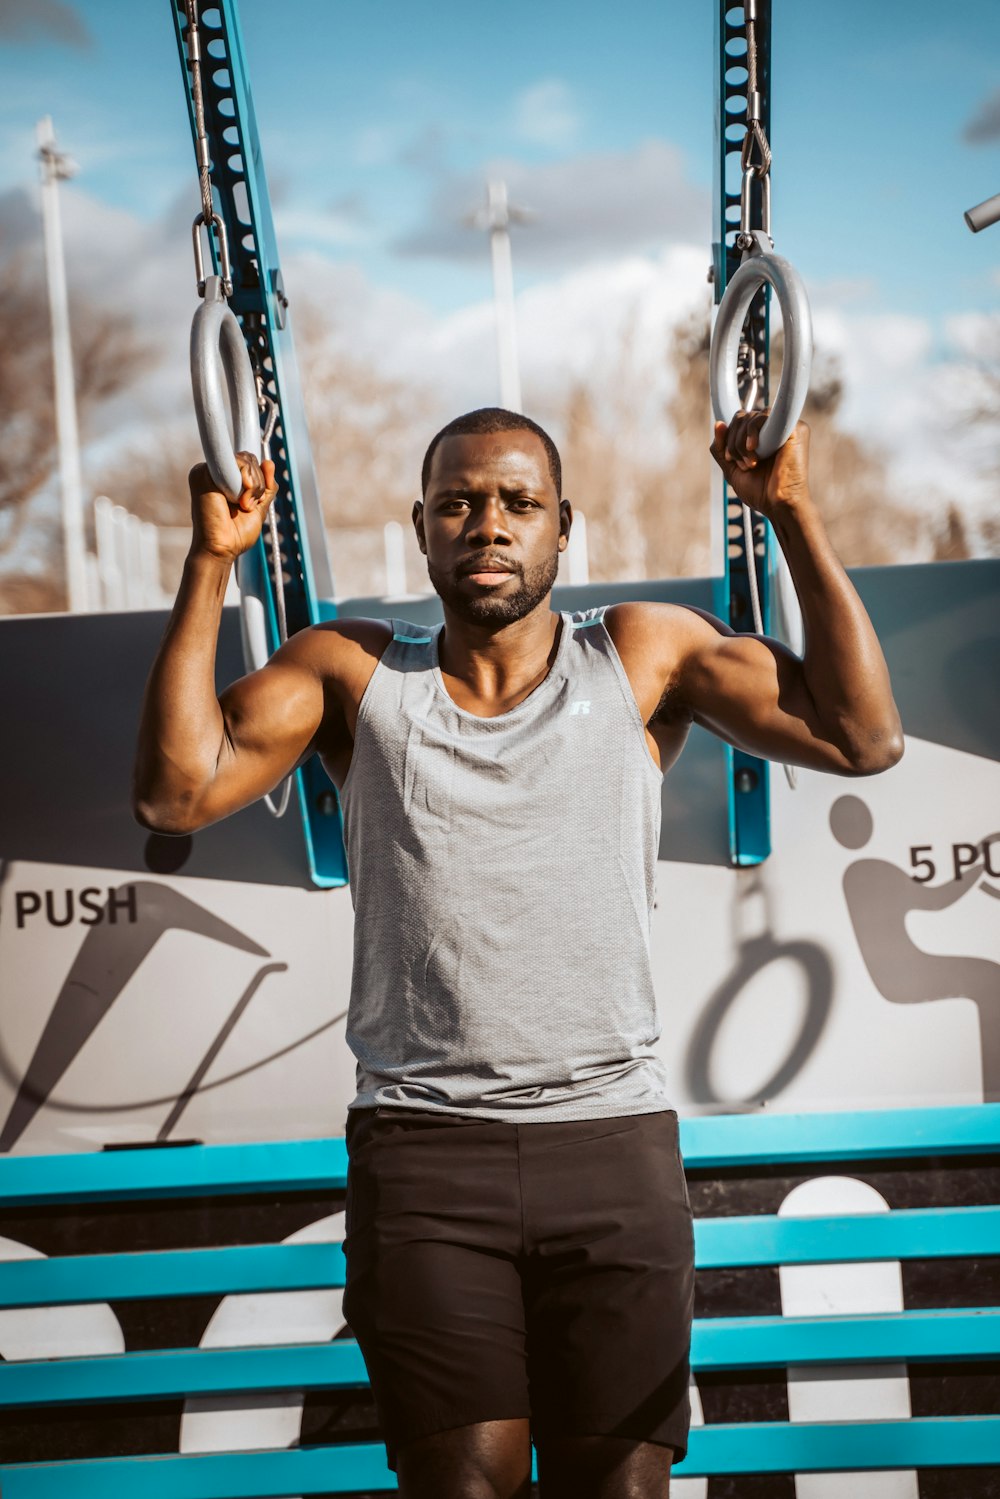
top-left (680, 628), bottom-right (856, 773)
top-left (196, 647), bottom-right (328, 825)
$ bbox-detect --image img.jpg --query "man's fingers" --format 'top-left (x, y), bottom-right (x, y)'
top-left (234, 450), bottom-right (266, 512)
top-left (710, 421), bottom-right (739, 482)
top-left (727, 408), bottom-right (771, 469)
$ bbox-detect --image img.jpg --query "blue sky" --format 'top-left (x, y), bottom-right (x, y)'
top-left (2, 0), bottom-right (997, 320)
top-left (1, 0), bottom-right (998, 545)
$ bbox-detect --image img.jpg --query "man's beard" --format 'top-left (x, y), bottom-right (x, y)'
top-left (426, 551), bottom-right (560, 625)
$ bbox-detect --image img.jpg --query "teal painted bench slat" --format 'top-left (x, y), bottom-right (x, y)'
top-left (0, 1104), bottom-right (995, 1488)
top-left (2, 1203), bottom-right (995, 1309)
top-left (2, 1104), bottom-right (997, 1207)
top-left (3, 1417), bottom-right (1000, 1496)
top-left (695, 1202), bottom-right (1000, 1267)
top-left (681, 1103), bottom-right (1000, 1166)
top-left (0, 1138), bottom-right (350, 1206)
top-left (0, 1241), bottom-right (347, 1308)
top-left (3, 1309), bottom-right (998, 1409)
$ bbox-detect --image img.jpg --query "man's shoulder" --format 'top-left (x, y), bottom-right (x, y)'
top-left (604, 599), bottom-right (725, 651)
top-left (296, 615), bottom-right (394, 655)
top-left (278, 616), bottom-right (394, 690)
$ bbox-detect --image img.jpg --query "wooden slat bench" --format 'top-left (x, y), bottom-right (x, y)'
top-left (0, 1104), bottom-right (997, 1494)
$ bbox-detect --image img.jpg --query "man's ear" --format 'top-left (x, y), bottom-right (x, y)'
top-left (412, 499), bottom-right (426, 556)
top-left (558, 498), bottom-right (573, 551)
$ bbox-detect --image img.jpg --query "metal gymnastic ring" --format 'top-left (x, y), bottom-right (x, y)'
top-left (710, 244), bottom-right (813, 459)
top-left (190, 276), bottom-right (261, 501)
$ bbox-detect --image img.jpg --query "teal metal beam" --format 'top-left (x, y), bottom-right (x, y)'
top-left (0, 1137), bottom-right (349, 1206)
top-left (4, 1310), bottom-right (998, 1408)
top-left (0, 1341), bottom-right (367, 1408)
top-left (692, 1307), bottom-right (1000, 1369)
top-left (0, 1242), bottom-right (347, 1308)
top-left (2, 1204), bottom-right (995, 1310)
top-left (0, 1443), bottom-right (396, 1499)
top-left (695, 1203), bottom-right (1000, 1267)
top-left (0, 1105), bottom-right (996, 1207)
top-left (169, 0), bottom-right (347, 887)
top-left (680, 1416), bottom-right (1000, 1476)
top-left (714, 0), bottom-right (774, 866)
top-left (4, 1418), bottom-right (1000, 1495)
top-left (680, 1102), bottom-right (1000, 1167)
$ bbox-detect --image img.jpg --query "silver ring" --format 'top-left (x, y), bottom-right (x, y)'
top-left (190, 277), bottom-right (261, 500)
top-left (710, 250), bottom-right (813, 459)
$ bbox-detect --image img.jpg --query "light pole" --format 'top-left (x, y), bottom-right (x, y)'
top-left (37, 115), bottom-right (88, 613)
top-left (965, 191), bottom-right (1000, 233)
top-left (468, 180), bottom-right (530, 412)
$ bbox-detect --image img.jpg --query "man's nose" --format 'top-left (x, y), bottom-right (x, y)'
top-left (465, 498), bottom-right (512, 546)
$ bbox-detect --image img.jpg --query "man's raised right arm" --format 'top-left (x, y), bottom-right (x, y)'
top-left (133, 454), bottom-right (364, 835)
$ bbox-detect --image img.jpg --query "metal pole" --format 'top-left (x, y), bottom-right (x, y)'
top-left (566, 511), bottom-right (590, 585)
top-left (37, 116), bottom-right (88, 614)
top-left (485, 181), bottom-right (522, 412)
top-left (383, 520), bottom-right (407, 597)
top-left (965, 192), bottom-right (1000, 233)
top-left (140, 519), bottom-right (163, 607)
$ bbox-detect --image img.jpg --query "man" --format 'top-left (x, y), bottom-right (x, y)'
top-left (133, 406), bottom-right (902, 1498)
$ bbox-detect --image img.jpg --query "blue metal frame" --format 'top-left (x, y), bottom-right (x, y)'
top-left (5, 1419), bottom-right (1000, 1494)
top-left (714, 0), bottom-right (775, 865)
top-left (1, 1204), bottom-right (996, 1309)
top-left (1, 1104), bottom-right (997, 1206)
top-left (170, 0), bottom-right (348, 887)
top-left (0, 1104), bottom-right (997, 1489)
top-left (3, 1197), bottom-right (998, 1321)
top-left (3, 1308), bottom-right (997, 1408)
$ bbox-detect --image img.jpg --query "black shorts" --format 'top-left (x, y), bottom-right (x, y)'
top-left (342, 1106), bottom-right (695, 1472)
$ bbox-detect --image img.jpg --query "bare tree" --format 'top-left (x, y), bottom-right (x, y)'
top-left (947, 312), bottom-right (1000, 559)
top-left (0, 570), bottom-right (66, 614)
top-left (90, 302), bottom-right (434, 604)
top-left (296, 304), bottom-right (432, 597)
top-left (0, 255), bottom-right (155, 609)
top-left (556, 304), bottom-right (713, 584)
top-left (555, 305), bottom-right (936, 581)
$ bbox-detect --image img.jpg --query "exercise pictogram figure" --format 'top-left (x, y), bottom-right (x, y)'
top-left (831, 795), bottom-right (1000, 1101)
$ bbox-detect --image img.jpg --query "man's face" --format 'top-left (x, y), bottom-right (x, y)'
top-left (414, 430), bottom-right (569, 626)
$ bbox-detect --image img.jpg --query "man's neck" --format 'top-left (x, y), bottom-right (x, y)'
top-left (437, 602), bottom-right (562, 713)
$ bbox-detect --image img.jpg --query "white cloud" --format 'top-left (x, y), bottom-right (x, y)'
top-left (4, 174), bottom-right (994, 565)
top-left (513, 79), bottom-right (581, 150)
top-left (394, 139), bottom-right (710, 268)
top-left (274, 202), bottom-right (372, 251)
top-left (389, 244), bottom-right (709, 428)
top-left (800, 295), bottom-right (993, 517)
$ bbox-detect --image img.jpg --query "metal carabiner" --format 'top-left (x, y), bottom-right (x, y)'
top-left (192, 210), bottom-right (234, 299)
top-left (738, 165), bottom-right (771, 254)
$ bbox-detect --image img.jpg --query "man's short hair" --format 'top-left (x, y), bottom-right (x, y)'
top-left (420, 408), bottom-right (562, 499)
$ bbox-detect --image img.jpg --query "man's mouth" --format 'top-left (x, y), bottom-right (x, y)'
top-left (459, 561), bottom-right (517, 585)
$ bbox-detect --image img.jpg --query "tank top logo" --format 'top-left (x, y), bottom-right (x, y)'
top-left (569, 700), bottom-right (592, 716)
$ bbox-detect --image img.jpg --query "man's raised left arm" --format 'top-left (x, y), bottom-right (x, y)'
top-left (613, 413), bottom-right (904, 777)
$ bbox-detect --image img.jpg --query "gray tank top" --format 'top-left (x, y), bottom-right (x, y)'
top-left (339, 606), bottom-right (671, 1121)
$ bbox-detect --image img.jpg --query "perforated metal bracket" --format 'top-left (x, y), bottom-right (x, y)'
top-left (714, 0), bottom-right (774, 866)
top-left (171, 0), bottom-right (347, 887)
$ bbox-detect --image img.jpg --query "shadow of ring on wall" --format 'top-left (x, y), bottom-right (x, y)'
top-left (685, 935), bottom-right (834, 1105)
